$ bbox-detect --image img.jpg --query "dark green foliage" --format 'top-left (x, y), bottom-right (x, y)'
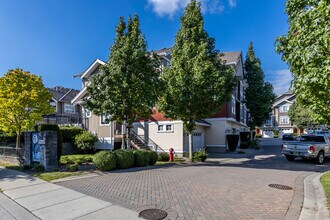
top-left (158, 0), bottom-right (237, 160)
top-left (244, 42), bottom-right (276, 130)
top-left (40, 124), bottom-right (63, 164)
top-left (83, 15), bottom-right (161, 148)
top-left (0, 133), bottom-right (23, 144)
top-left (192, 150), bottom-right (208, 162)
top-left (133, 150), bottom-right (150, 167)
top-left (114, 149), bottom-right (135, 169)
top-left (249, 140), bottom-right (260, 149)
top-left (66, 164), bottom-right (79, 172)
top-left (147, 151), bottom-right (158, 165)
top-left (158, 152), bottom-right (170, 161)
top-left (93, 151), bottom-right (117, 171)
top-left (239, 141), bottom-right (250, 149)
top-left (23, 165), bottom-right (32, 170)
top-left (34, 164), bottom-right (45, 171)
top-left (60, 126), bottom-right (84, 143)
top-left (74, 131), bottom-right (98, 152)
top-left (60, 154), bottom-right (94, 165)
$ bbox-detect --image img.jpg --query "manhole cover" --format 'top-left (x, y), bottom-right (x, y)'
top-left (269, 184), bottom-right (293, 190)
top-left (139, 209), bottom-right (168, 220)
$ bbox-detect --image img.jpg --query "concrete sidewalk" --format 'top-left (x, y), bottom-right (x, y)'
top-left (0, 168), bottom-right (139, 220)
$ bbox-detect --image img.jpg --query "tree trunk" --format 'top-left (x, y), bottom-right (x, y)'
top-left (189, 132), bottom-right (193, 161)
top-left (122, 120), bottom-right (126, 149)
top-left (16, 129), bottom-right (21, 149)
top-left (126, 125), bottom-right (131, 149)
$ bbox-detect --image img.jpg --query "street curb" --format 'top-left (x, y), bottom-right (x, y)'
top-left (284, 173), bottom-right (308, 220)
top-left (299, 171), bottom-right (330, 220)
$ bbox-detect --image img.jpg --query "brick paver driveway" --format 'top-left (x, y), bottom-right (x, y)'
top-left (57, 139), bottom-right (330, 220)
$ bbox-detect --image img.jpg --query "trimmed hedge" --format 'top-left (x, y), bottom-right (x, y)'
top-left (158, 152), bottom-right (170, 161)
top-left (60, 126), bottom-right (84, 143)
top-left (148, 151), bottom-right (158, 166)
top-left (93, 151), bottom-right (117, 171)
top-left (40, 124), bottom-right (62, 164)
top-left (133, 150), bottom-right (150, 167)
top-left (114, 150), bottom-right (135, 169)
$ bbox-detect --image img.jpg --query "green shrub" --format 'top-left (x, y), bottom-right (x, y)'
top-left (66, 164), bottom-right (79, 172)
top-left (255, 133), bottom-right (262, 138)
top-left (114, 150), bottom-right (135, 169)
top-left (23, 165), bottom-right (32, 170)
top-left (183, 152), bottom-right (189, 158)
top-left (158, 152), bottom-right (170, 161)
top-left (133, 150), bottom-right (149, 167)
top-left (40, 124), bottom-right (63, 164)
top-left (74, 131), bottom-right (98, 151)
top-left (148, 151), bottom-right (158, 166)
top-left (60, 126), bottom-right (84, 143)
top-left (274, 135), bottom-right (279, 138)
top-left (240, 141), bottom-right (250, 149)
top-left (60, 154), bottom-right (94, 165)
top-left (34, 164), bottom-right (45, 171)
top-left (273, 130), bottom-right (279, 136)
top-left (192, 150), bottom-right (208, 162)
top-left (93, 151), bottom-right (117, 171)
top-left (249, 140), bottom-right (260, 149)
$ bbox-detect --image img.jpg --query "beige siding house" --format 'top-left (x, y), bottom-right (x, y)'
top-left (72, 48), bottom-right (250, 154)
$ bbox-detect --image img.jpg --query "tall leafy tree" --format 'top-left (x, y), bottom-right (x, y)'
top-left (0, 69), bottom-right (53, 148)
top-left (275, 0), bottom-right (330, 124)
top-left (244, 42), bottom-right (276, 130)
top-left (159, 0), bottom-right (237, 161)
top-left (288, 100), bottom-right (318, 129)
top-left (84, 15), bottom-right (161, 149)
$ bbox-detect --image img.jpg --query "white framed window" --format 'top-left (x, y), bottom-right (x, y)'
top-left (50, 101), bottom-right (57, 112)
top-left (158, 124), bottom-right (173, 132)
top-left (64, 103), bottom-right (75, 113)
top-left (280, 105), bottom-right (289, 112)
top-left (280, 116), bottom-right (290, 124)
top-left (100, 115), bottom-right (110, 125)
top-left (231, 95), bottom-right (236, 114)
top-left (83, 108), bottom-right (91, 118)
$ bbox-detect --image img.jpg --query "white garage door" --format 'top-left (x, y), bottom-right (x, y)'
top-left (184, 131), bottom-right (205, 152)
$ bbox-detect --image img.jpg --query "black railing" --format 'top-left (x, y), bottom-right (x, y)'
top-left (130, 129), bottom-right (166, 153)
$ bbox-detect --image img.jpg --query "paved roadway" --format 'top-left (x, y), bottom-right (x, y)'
top-left (57, 138), bottom-right (330, 220)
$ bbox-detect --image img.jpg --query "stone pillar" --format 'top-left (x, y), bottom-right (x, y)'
top-left (24, 132), bottom-right (33, 166)
top-left (39, 131), bottom-right (58, 171)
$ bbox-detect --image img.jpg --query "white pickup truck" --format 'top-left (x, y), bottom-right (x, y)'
top-left (282, 134), bottom-right (330, 164)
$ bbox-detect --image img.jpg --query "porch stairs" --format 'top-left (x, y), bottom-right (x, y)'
top-left (129, 130), bottom-right (166, 153)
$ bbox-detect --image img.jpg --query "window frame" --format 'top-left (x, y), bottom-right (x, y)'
top-left (157, 123), bottom-right (174, 133)
top-left (64, 103), bottom-right (75, 114)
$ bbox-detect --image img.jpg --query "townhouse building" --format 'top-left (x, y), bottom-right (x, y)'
top-left (72, 48), bottom-right (250, 154)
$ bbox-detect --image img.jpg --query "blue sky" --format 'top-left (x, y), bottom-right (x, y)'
top-left (0, 0), bottom-right (292, 95)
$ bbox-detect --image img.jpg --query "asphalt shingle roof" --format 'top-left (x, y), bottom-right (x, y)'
top-left (48, 86), bottom-right (80, 103)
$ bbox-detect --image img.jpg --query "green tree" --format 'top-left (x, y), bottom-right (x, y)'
top-left (0, 69), bottom-right (53, 148)
top-left (275, 0), bottom-right (330, 124)
top-left (83, 15), bottom-right (161, 149)
top-left (244, 42), bottom-right (276, 130)
top-left (288, 101), bottom-right (318, 129)
top-left (158, 0), bottom-right (237, 161)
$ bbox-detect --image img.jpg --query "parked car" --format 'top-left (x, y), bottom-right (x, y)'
top-left (282, 133), bottom-right (294, 141)
top-left (282, 134), bottom-right (330, 164)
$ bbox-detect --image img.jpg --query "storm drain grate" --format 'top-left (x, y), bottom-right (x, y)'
top-left (269, 184), bottom-right (293, 190)
top-left (139, 209), bottom-right (168, 220)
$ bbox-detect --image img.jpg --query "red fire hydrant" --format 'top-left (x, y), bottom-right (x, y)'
top-left (169, 148), bottom-right (175, 161)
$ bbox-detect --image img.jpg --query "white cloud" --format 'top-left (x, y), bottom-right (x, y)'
top-left (147, 0), bottom-right (235, 17)
top-left (266, 69), bottom-right (293, 96)
top-left (228, 0), bottom-right (236, 7)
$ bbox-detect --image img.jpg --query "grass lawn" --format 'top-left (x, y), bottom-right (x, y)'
top-left (156, 158), bottom-right (186, 165)
top-left (0, 162), bottom-right (90, 182)
top-left (320, 171), bottom-right (330, 207)
top-left (31, 171), bottom-right (88, 182)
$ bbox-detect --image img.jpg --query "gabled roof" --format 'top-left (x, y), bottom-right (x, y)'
top-left (273, 91), bottom-right (296, 107)
top-left (80, 59), bottom-right (106, 79)
top-left (48, 86), bottom-right (80, 103)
